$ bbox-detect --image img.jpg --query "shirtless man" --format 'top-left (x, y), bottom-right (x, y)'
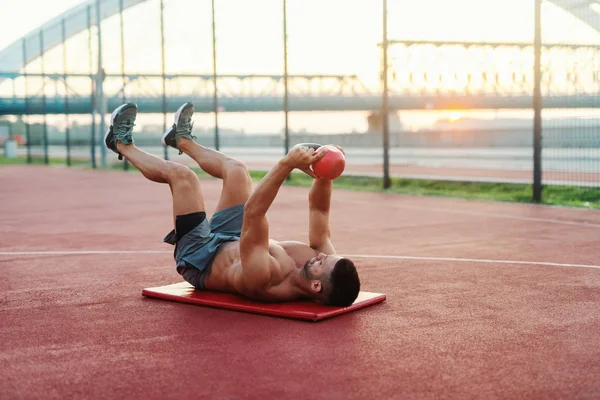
top-left (104, 102), bottom-right (360, 307)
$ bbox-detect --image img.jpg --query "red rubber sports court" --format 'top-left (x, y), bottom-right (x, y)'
top-left (1, 165), bottom-right (599, 399)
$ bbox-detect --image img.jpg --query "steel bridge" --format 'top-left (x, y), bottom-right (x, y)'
top-left (0, 0), bottom-right (599, 115)
top-left (1, 38), bottom-right (600, 116)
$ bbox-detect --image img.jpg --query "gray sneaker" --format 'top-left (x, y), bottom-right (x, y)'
top-left (104, 103), bottom-right (137, 160)
top-left (161, 102), bottom-right (195, 154)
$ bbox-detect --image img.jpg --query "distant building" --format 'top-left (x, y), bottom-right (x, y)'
top-left (367, 111), bottom-right (403, 135)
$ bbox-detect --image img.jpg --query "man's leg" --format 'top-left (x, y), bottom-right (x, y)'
top-left (179, 139), bottom-right (252, 212)
top-left (105, 103), bottom-right (205, 224)
top-left (162, 102), bottom-right (252, 213)
top-left (117, 143), bottom-right (205, 219)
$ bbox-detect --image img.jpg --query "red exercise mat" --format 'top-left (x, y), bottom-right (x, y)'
top-left (142, 282), bottom-right (386, 322)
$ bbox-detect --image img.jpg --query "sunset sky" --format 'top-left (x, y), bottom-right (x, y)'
top-left (1, 0), bottom-right (598, 132)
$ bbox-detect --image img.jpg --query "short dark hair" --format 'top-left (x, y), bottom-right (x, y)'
top-left (323, 258), bottom-right (360, 307)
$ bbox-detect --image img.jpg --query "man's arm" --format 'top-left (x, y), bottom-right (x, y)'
top-left (240, 161), bottom-right (292, 286)
top-left (308, 178), bottom-right (336, 254)
top-left (240, 146), bottom-right (327, 287)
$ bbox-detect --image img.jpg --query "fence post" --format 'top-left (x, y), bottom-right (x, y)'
top-left (120, 0), bottom-right (129, 170)
top-left (96, 0), bottom-right (107, 168)
top-left (283, 0), bottom-right (290, 159)
top-left (88, 5), bottom-right (97, 168)
top-left (39, 30), bottom-right (49, 165)
top-left (212, 0), bottom-right (220, 151)
top-left (160, 0), bottom-right (169, 160)
top-left (381, 0), bottom-right (391, 188)
top-left (533, 0), bottom-right (543, 202)
top-left (22, 38), bottom-right (31, 164)
top-left (62, 19), bottom-right (71, 167)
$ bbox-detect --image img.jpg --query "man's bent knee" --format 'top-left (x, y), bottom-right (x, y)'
top-left (167, 162), bottom-right (197, 183)
top-left (224, 160), bottom-right (250, 181)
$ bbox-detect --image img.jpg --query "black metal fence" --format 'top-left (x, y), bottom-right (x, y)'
top-left (540, 1), bottom-right (600, 190)
top-left (0, 0), bottom-right (598, 201)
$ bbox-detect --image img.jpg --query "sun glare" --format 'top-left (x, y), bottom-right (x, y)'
top-left (449, 112), bottom-right (462, 122)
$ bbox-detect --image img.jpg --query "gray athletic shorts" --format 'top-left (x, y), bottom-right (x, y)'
top-left (163, 203), bottom-right (244, 289)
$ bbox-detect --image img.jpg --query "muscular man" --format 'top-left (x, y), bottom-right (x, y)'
top-left (104, 102), bottom-right (360, 307)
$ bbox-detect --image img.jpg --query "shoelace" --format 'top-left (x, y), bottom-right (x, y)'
top-left (176, 117), bottom-right (195, 137)
top-left (176, 117), bottom-right (196, 155)
top-left (114, 119), bottom-right (135, 160)
top-left (115, 120), bottom-right (135, 141)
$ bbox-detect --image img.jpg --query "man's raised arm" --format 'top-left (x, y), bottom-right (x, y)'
top-left (308, 144), bottom-right (345, 254)
top-left (240, 146), bottom-right (327, 285)
top-left (309, 178), bottom-right (336, 254)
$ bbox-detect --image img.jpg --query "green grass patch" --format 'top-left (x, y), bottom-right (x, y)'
top-left (251, 170), bottom-right (600, 209)
top-left (0, 155), bottom-right (89, 167)
top-left (3, 155), bottom-right (599, 209)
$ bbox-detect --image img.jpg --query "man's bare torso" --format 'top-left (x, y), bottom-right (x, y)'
top-left (204, 240), bottom-right (319, 302)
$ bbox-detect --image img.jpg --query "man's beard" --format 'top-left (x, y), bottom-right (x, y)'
top-left (302, 260), bottom-right (314, 279)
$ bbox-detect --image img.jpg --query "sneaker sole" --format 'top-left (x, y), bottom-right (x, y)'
top-left (160, 127), bottom-right (173, 147)
top-left (104, 103), bottom-right (137, 151)
top-left (161, 102), bottom-right (193, 147)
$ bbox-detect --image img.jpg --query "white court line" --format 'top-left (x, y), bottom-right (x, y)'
top-left (342, 199), bottom-right (600, 228)
top-left (0, 250), bottom-right (171, 256)
top-left (1, 250), bottom-right (599, 270)
top-left (344, 254), bottom-right (600, 270)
